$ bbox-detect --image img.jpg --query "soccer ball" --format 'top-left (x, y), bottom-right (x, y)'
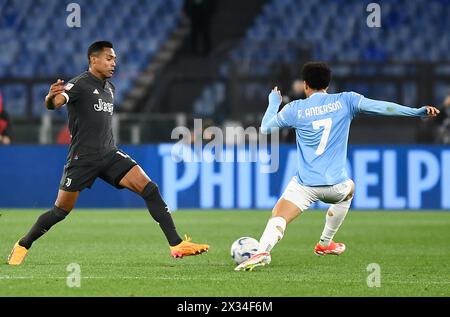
top-left (230, 237), bottom-right (259, 265)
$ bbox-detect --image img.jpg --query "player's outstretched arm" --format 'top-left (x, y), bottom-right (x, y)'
top-left (45, 79), bottom-right (67, 110)
top-left (358, 97), bottom-right (440, 118)
top-left (261, 86), bottom-right (283, 134)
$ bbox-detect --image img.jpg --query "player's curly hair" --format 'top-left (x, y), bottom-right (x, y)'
top-left (301, 62), bottom-right (331, 90)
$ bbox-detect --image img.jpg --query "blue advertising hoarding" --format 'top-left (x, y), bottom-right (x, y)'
top-left (0, 145), bottom-right (449, 210)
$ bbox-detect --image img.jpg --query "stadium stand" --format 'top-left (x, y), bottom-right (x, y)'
top-left (0, 0), bottom-right (184, 117)
top-left (232, 0), bottom-right (449, 71)
top-left (193, 0), bottom-right (450, 117)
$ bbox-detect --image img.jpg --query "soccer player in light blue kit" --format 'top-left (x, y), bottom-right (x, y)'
top-left (235, 62), bottom-right (440, 271)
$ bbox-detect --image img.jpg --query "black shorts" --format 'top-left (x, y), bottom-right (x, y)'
top-left (59, 148), bottom-right (137, 192)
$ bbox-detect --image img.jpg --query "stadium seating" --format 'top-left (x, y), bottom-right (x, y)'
top-left (193, 0), bottom-right (450, 115)
top-left (232, 0), bottom-right (449, 73)
top-left (0, 0), bottom-right (184, 117)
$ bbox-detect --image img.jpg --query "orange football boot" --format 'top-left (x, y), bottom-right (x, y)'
top-left (7, 241), bottom-right (29, 265)
top-left (170, 235), bottom-right (209, 258)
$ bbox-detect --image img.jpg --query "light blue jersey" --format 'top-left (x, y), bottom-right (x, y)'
top-left (261, 91), bottom-right (427, 186)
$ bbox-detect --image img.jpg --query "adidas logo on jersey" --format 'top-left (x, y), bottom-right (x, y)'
top-left (93, 89), bottom-right (99, 94)
top-left (93, 99), bottom-right (114, 115)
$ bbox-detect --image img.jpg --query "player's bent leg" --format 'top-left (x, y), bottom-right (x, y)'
top-left (272, 197), bottom-right (303, 224)
top-left (8, 190), bottom-right (78, 265)
top-left (257, 196), bottom-right (305, 254)
top-left (258, 198), bottom-right (301, 253)
top-left (118, 165), bottom-right (150, 194)
top-left (119, 165), bottom-right (209, 258)
top-left (235, 199), bottom-right (302, 272)
top-left (54, 189), bottom-right (79, 212)
top-left (315, 179), bottom-right (354, 256)
top-left (119, 165), bottom-right (182, 246)
top-left (236, 178), bottom-right (316, 271)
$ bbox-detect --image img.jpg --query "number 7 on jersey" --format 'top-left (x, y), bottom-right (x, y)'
top-left (312, 118), bottom-right (332, 155)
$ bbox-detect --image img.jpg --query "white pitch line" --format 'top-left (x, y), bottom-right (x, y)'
top-left (0, 276), bottom-right (228, 281)
top-left (1, 276), bottom-right (450, 285)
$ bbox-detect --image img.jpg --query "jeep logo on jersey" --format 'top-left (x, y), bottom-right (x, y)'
top-left (94, 99), bottom-right (114, 115)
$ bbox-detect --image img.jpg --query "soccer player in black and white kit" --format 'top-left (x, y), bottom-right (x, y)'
top-left (8, 41), bottom-right (209, 265)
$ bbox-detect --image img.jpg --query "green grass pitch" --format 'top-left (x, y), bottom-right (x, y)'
top-left (0, 209), bottom-right (449, 296)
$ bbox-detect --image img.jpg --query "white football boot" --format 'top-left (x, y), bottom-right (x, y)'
top-left (234, 252), bottom-right (271, 271)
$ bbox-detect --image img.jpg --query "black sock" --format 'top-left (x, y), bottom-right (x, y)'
top-left (141, 182), bottom-right (182, 246)
top-left (19, 206), bottom-right (68, 249)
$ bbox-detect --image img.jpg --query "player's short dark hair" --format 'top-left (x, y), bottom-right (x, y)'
top-left (87, 41), bottom-right (113, 64)
top-left (301, 62), bottom-right (331, 90)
